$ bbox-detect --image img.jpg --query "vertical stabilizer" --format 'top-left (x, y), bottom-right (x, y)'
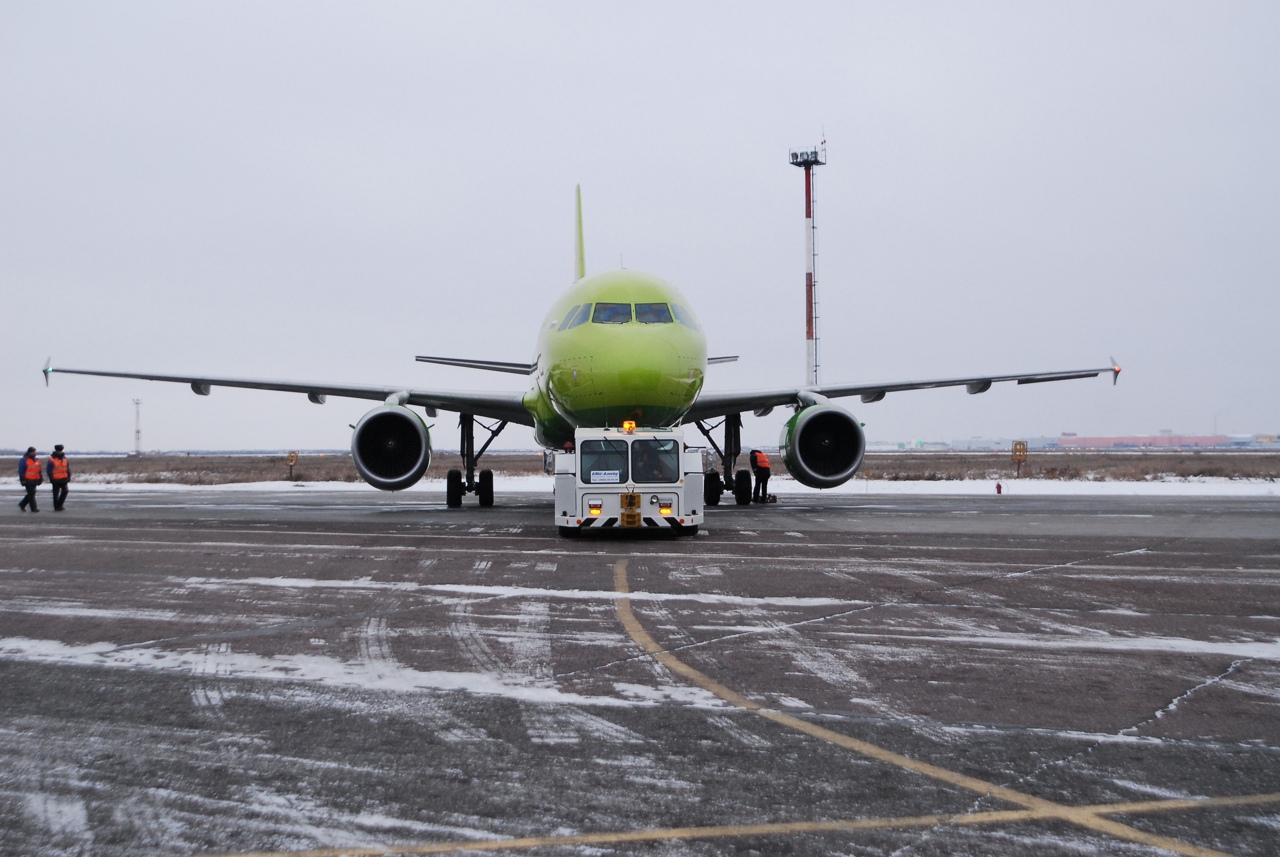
top-left (574, 185), bottom-right (586, 282)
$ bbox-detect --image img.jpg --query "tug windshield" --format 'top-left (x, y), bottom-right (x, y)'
top-left (580, 439), bottom-right (629, 484)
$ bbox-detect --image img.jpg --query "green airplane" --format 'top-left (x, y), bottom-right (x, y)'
top-left (43, 188), bottom-right (1119, 508)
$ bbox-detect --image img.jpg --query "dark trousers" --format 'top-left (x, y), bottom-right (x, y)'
top-left (19, 482), bottom-right (39, 511)
top-left (51, 480), bottom-right (68, 510)
top-left (753, 470), bottom-right (770, 501)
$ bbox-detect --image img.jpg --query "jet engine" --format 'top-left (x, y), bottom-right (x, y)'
top-left (350, 405), bottom-right (432, 491)
top-left (779, 403), bottom-right (866, 489)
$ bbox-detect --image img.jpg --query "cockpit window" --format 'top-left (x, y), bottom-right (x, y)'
top-left (592, 303), bottom-right (632, 324)
top-left (557, 304), bottom-right (581, 331)
top-left (580, 439), bottom-right (629, 484)
top-left (672, 304), bottom-right (699, 330)
top-left (635, 302), bottom-right (674, 324)
top-left (565, 303), bottom-right (592, 330)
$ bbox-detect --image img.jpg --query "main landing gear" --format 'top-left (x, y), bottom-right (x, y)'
top-left (446, 413), bottom-right (508, 508)
top-left (693, 413), bottom-right (753, 507)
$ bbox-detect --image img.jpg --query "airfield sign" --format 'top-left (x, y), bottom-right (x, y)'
top-left (1012, 441), bottom-right (1028, 477)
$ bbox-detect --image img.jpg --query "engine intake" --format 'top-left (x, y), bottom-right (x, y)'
top-left (779, 403), bottom-right (866, 489)
top-left (351, 405), bottom-right (431, 491)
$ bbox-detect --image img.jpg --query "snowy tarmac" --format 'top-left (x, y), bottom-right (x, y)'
top-left (1, 487), bottom-right (1278, 855)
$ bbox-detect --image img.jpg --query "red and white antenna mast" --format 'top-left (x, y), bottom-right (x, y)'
top-left (790, 142), bottom-right (826, 387)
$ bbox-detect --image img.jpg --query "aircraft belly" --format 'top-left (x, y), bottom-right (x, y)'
top-left (546, 358), bottom-right (697, 431)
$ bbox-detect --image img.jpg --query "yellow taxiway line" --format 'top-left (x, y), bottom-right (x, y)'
top-left (203, 559), bottom-right (1277, 857)
top-left (206, 792), bottom-right (1280, 857)
top-left (610, 558), bottom-right (1265, 857)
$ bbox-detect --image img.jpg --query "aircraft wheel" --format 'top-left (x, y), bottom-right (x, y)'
top-left (733, 469), bottom-right (752, 506)
top-left (446, 469), bottom-right (464, 508)
top-left (704, 471), bottom-right (722, 506)
top-left (478, 469), bottom-right (494, 507)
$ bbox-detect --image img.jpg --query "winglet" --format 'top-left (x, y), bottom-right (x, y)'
top-left (42, 357), bottom-right (53, 387)
top-left (574, 185), bottom-right (585, 282)
top-left (1110, 356), bottom-right (1122, 385)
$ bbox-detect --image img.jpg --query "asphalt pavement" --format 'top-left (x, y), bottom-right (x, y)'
top-left (1, 487), bottom-right (1278, 856)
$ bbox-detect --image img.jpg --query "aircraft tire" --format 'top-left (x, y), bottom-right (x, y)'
top-left (704, 471), bottom-right (722, 506)
top-left (733, 469), bottom-right (752, 506)
top-left (446, 469), bottom-right (464, 508)
top-left (478, 469), bottom-right (494, 507)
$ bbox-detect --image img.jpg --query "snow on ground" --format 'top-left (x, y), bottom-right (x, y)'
top-left (1, 474), bottom-right (1274, 496)
top-left (0, 635), bottom-right (728, 710)
top-left (183, 576), bottom-right (864, 608)
top-left (768, 475), bottom-right (1279, 497)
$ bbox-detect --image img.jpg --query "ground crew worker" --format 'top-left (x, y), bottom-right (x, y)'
top-left (47, 444), bottom-right (71, 511)
top-left (18, 447), bottom-right (42, 512)
top-left (750, 448), bottom-right (771, 503)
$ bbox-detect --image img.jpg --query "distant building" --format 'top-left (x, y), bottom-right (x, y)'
top-left (949, 437), bottom-right (1059, 451)
top-left (872, 433), bottom-right (1278, 452)
top-left (1056, 434), bottom-right (1229, 449)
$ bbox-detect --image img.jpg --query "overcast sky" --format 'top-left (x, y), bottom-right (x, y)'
top-left (3, 2), bottom-right (1277, 453)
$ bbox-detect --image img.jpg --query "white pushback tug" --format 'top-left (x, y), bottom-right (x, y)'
top-left (553, 422), bottom-right (704, 537)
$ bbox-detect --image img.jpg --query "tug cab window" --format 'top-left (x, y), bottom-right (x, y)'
top-left (580, 439), bottom-right (629, 484)
top-left (631, 438), bottom-right (680, 483)
top-left (635, 302), bottom-right (674, 324)
top-left (591, 303), bottom-right (632, 324)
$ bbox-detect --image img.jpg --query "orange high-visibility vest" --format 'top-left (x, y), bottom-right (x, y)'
top-left (49, 457), bottom-right (69, 480)
top-left (23, 457), bottom-right (42, 481)
top-left (753, 450), bottom-right (770, 470)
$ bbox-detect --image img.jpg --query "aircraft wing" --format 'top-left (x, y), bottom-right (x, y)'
top-left (685, 360), bottom-right (1121, 423)
top-left (43, 364), bottom-right (534, 426)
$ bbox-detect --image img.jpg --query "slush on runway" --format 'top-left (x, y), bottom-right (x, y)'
top-left (1, 489), bottom-right (1278, 856)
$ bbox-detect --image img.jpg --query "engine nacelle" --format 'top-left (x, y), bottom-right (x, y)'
top-left (351, 405), bottom-right (431, 491)
top-left (779, 403), bottom-right (866, 489)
